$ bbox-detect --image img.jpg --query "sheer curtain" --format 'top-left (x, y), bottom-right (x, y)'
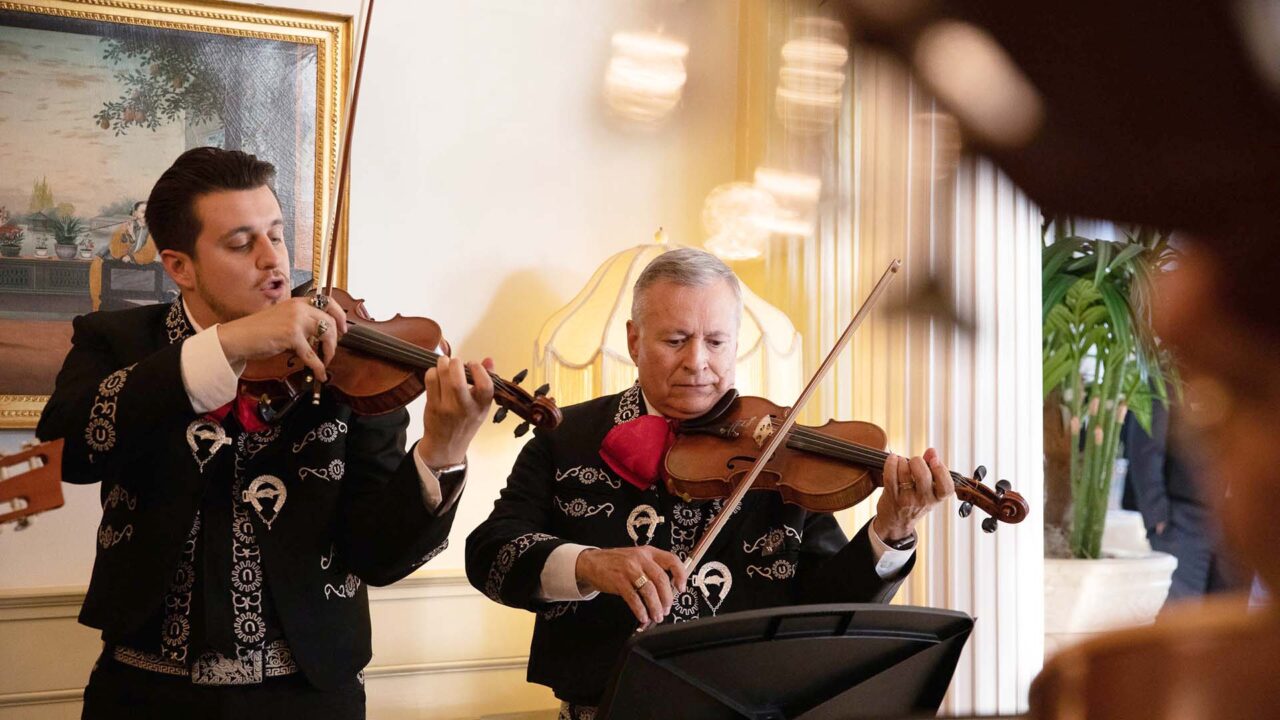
top-left (729, 2), bottom-right (1045, 713)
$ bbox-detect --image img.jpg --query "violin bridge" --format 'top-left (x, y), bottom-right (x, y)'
top-left (751, 416), bottom-right (775, 449)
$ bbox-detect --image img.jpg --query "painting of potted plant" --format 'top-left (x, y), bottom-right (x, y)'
top-left (50, 215), bottom-right (85, 260)
top-left (33, 237), bottom-right (49, 258)
top-left (1041, 216), bottom-right (1180, 652)
top-left (0, 227), bottom-right (24, 258)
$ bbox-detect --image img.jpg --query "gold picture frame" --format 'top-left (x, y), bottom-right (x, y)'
top-left (0, 0), bottom-right (351, 428)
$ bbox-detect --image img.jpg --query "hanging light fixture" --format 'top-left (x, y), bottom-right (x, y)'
top-left (533, 230), bottom-right (803, 406)
top-left (604, 31), bottom-right (689, 127)
top-left (776, 17), bottom-right (849, 134)
top-left (701, 182), bottom-right (777, 261)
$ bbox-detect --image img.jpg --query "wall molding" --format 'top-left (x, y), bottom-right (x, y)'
top-left (0, 654), bottom-right (532, 709)
top-left (0, 569), bottom-right (478, 619)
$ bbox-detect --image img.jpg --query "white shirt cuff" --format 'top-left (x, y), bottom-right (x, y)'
top-left (536, 543), bottom-right (600, 602)
top-left (411, 447), bottom-right (466, 515)
top-left (180, 325), bottom-right (243, 414)
top-left (868, 516), bottom-right (915, 579)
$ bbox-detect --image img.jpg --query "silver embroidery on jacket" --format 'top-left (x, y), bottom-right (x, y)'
top-left (743, 525), bottom-right (802, 556)
top-left (554, 465), bottom-right (621, 490)
top-left (324, 573), bottom-right (362, 599)
top-left (186, 419), bottom-right (231, 472)
top-left (299, 459), bottom-right (345, 482)
top-left (85, 364), bottom-right (136, 460)
top-left (242, 475), bottom-right (287, 530)
top-left (105, 485), bottom-right (137, 511)
top-left (161, 512), bottom-right (201, 662)
top-left (694, 561), bottom-right (733, 615)
top-left (555, 497), bottom-right (615, 518)
top-left (485, 532), bottom-right (556, 601)
top-left (165, 299), bottom-right (194, 344)
top-left (410, 539), bottom-right (449, 572)
top-left (747, 558), bottom-right (798, 580)
top-left (291, 419), bottom-right (348, 454)
top-left (613, 384), bottom-right (642, 425)
top-left (626, 504), bottom-right (665, 546)
top-left (96, 522), bottom-right (133, 549)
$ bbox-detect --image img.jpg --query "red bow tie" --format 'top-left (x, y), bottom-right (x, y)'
top-left (205, 389), bottom-right (270, 434)
top-left (600, 414), bottom-right (678, 491)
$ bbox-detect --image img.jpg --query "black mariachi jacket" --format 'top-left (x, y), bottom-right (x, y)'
top-left (36, 300), bottom-right (456, 689)
top-left (465, 384), bottom-right (914, 705)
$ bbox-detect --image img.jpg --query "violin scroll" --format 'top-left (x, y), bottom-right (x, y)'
top-left (954, 464), bottom-right (1030, 533)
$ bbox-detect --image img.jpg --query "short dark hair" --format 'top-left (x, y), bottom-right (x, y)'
top-left (145, 147), bottom-right (276, 256)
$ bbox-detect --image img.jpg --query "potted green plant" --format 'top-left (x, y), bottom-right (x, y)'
top-left (1041, 216), bottom-right (1179, 652)
top-left (0, 227), bottom-right (23, 258)
top-left (51, 215), bottom-right (84, 260)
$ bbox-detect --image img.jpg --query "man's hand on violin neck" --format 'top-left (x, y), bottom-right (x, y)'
top-left (873, 448), bottom-right (955, 542)
top-left (416, 355), bottom-right (495, 468)
top-left (217, 297), bottom-right (348, 382)
top-left (575, 546), bottom-right (689, 626)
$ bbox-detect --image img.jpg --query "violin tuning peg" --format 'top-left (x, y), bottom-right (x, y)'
top-left (513, 422), bottom-right (530, 438)
top-left (16, 517), bottom-right (32, 531)
top-left (981, 517), bottom-right (998, 533)
top-left (972, 465), bottom-right (987, 484)
top-left (534, 383), bottom-right (550, 398)
top-left (995, 479), bottom-right (1011, 495)
top-left (512, 369), bottom-right (528, 385)
top-left (492, 407), bottom-right (509, 424)
top-left (958, 501), bottom-right (973, 518)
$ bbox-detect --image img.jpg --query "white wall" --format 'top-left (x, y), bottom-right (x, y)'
top-left (1, 1), bottom-right (741, 717)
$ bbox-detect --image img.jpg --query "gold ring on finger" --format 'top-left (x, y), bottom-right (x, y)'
top-left (898, 480), bottom-right (916, 492)
top-left (632, 574), bottom-right (649, 591)
top-left (316, 319), bottom-right (329, 337)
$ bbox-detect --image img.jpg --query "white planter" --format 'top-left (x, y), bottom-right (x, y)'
top-left (1044, 550), bottom-right (1177, 656)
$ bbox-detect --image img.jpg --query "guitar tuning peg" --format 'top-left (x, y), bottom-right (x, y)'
top-left (513, 422), bottom-right (531, 438)
top-left (958, 501), bottom-right (973, 518)
top-left (492, 407), bottom-right (509, 424)
top-left (512, 369), bottom-right (528, 385)
top-left (981, 517), bottom-right (998, 533)
top-left (972, 465), bottom-right (987, 484)
top-left (534, 383), bottom-right (550, 398)
top-left (995, 479), bottom-right (1011, 495)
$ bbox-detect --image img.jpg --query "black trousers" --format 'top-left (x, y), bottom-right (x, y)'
top-left (82, 652), bottom-right (365, 720)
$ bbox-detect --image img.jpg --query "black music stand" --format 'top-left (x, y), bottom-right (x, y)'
top-left (598, 604), bottom-right (973, 720)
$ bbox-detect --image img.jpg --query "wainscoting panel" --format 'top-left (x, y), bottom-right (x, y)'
top-left (0, 571), bottom-right (557, 720)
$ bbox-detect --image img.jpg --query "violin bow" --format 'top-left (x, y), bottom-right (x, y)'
top-left (318, 0), bottom-right (375, 300)
top-left (681, 259), bottom-right (902, 575)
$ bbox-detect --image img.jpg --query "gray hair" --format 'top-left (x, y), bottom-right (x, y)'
top-left (631, 247), bottom-right (743, 325)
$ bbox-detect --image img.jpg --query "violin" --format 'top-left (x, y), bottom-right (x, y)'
top-left (240, 288), bottom-right (561, 435)
top-left (665, 395), bottom-right (1028, 531)
top-left (237, 0), bottom-right (561, 436)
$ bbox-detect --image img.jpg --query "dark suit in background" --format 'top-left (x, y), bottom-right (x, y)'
top-left (1124, 398), bottom-right (1246, 603)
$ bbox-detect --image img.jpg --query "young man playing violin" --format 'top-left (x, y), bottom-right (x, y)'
top-left (466, 247), bottom-right (954, 717)
top-left (37, 147), bottom-right (494, 719)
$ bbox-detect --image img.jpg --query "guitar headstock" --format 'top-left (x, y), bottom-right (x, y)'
top-left (955, 464), bottom-right (1030, 532)
top-left (1, 439), bottom-right (65, 529)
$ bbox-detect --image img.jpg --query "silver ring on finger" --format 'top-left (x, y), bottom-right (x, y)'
top-left (311, 294), bottom-right (330, 311)
top-left (632, 574), bottom-right (649, 591)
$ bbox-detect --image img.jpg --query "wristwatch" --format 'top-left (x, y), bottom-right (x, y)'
top-left (428, 462), bottom-right (466, 476)
top-left (883, 532), bottom-right (918, 552)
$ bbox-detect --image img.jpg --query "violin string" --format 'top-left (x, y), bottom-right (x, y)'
top-left (341, 324), bottom-right (519, 395)
top-left (767, 419), bottom-right (981, 495)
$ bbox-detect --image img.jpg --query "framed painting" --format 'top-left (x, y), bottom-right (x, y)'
top-left (0, 0), bottom-right (351, 428)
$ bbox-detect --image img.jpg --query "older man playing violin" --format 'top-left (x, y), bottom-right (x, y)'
top-left (466, 247), bottom-right (953, 717)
